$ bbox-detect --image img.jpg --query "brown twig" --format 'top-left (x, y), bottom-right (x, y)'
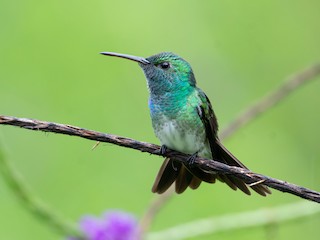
top-left (138, 189), bottom-right (174, 238)
top-left (147, 201), bottom-right (320, 240)
top-left (1, 115), bottom-right (320, 203)
top-left (220, 63), bottom-right (320, 139)
top-left (0, 150), bottom-right (84, 239)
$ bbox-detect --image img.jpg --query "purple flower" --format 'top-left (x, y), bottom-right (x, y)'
top-left (69, 210), bottom-right (138, 240)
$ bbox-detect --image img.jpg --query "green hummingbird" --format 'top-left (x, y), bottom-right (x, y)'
top-left (101, 51), bottom-right (271, 196)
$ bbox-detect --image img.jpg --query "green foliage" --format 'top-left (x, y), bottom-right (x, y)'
top-left (0, 1), bottom-right (320, 239)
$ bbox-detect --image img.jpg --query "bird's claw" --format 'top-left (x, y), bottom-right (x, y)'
top-left (155, 144), bottom-right (168, 156)
top-left (159, 145), bottom-right (168, 155)
top-left (187, 151), bottom-right (199, 167)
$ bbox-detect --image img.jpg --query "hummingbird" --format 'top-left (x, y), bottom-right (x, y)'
top-left (100, 51), bottom-right (271, 196)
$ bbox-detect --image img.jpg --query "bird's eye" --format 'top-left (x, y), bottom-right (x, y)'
top-left (159, 62), bottom-right (170, 69)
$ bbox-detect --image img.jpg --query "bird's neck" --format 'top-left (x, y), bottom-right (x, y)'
top-left (148, 85), bottom-right (196, 118)
top-left (150, 84), bottom-right (193, 103)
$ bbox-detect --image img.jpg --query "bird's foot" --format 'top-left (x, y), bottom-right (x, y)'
top-left (186, 151), bottom-right (199, 167)
top-left (153, 144), bottom-right (168, 155)
top-left (159, 145), bottom-right (168, 155)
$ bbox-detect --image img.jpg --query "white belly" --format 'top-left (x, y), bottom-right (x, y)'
top-left (155, 119), bottom-right (208, 156)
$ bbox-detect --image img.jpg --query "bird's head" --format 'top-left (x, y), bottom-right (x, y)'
top-left (101, 51), bottom-right (196, 96)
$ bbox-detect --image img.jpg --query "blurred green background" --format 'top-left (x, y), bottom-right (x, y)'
top-left (1, 1), bottom-right (320, 239)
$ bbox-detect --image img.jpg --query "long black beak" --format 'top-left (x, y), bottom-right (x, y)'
top-left (100, 52), bottom-right (150, 65)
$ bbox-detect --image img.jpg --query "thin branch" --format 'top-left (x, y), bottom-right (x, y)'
top-left (146, 201), bottom-right (320, 240)
top-left (220, 63), bottom-right (320, 139)
top-left (1, 115), bottom-right (320, 203)
top-left (0, 149), bottom-right (84, 239)
top-left (138, 189), bottom-right (174, 237)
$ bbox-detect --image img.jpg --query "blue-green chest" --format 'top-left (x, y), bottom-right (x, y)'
top-left (148, 91), bottom-right (208, 155)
